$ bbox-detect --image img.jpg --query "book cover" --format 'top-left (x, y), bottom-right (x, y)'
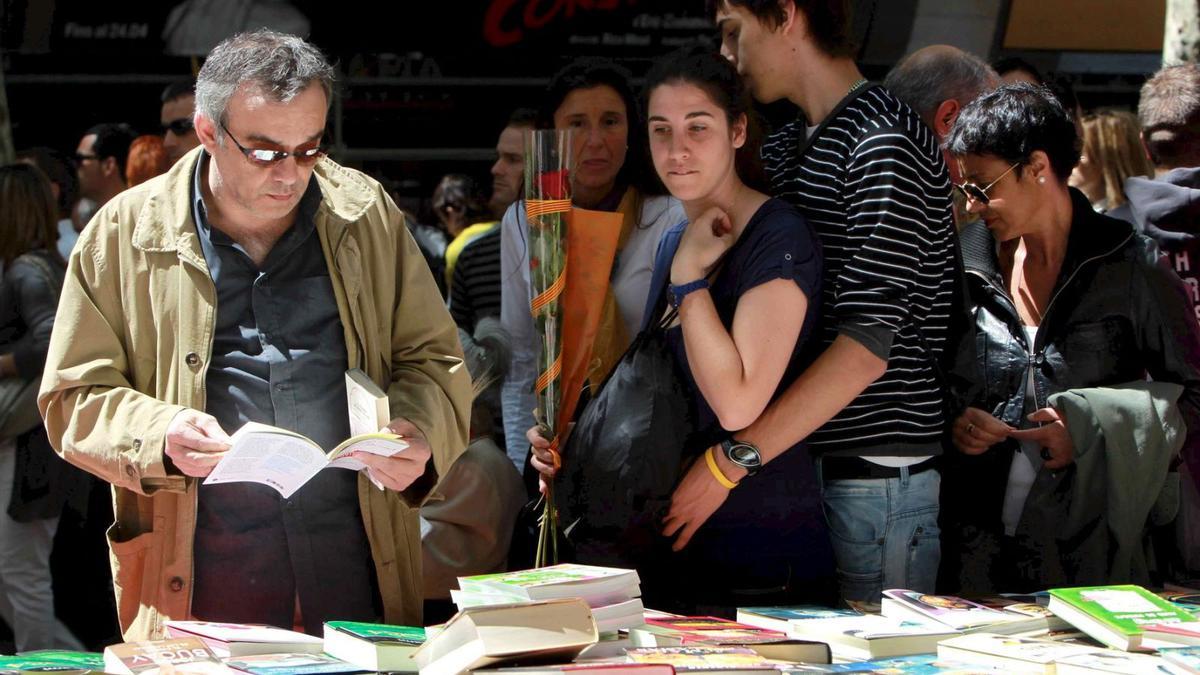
top-left (624, 647), bottom-right (783, 671)
top-left (104, 638), bottom-right (228, 675)
top-left (0, 656), bottom-right (96, 673)
top-left (882, 590), bottom-right (1017, 631)
top-left (784, 653), bottom-right (999, 673)
top-left (1161, 646), bottom-right (1200, 674)
top-left (1049, 585), bottom-right (1198, 637)
top-left (222, 653), bottom-right (368, 675)
top-left (460, 564), bottom-right (638, 593)
top-left (324, 621), bottom-right (425, 645)
top-left (164, 621), bottom-right (323, 657)
top-left (936, 633), bottom-right (1097, 669)
top-left (1054, 650), bottom-right (1170, 674)
top-left (13, 653), bottom-right (104, 670)
top-left (345, 369), bottom-right (390, 438)
top-left (641, 617), bottom-right (791, 645)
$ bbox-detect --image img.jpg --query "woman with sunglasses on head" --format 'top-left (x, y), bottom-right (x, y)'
top-left (939, 83), bottom-right (1200, 594)
top-left (500, 58), bottom-right (684, 473)
top-left (527, 49), bottom-right (834, 611)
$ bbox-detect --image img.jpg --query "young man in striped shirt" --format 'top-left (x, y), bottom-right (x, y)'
top-left (668, 0), bottom-right (960, 602)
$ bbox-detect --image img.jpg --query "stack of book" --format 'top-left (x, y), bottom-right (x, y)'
top-left (453, 564), bottom-right (644, 633)
top-left (413, 598), bottom-right (599, 675)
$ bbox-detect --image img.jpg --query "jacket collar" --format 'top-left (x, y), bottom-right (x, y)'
top-left (961, 187), bottom-right (1135, 284)
top-left (132, 146), bottom-right (378, 255)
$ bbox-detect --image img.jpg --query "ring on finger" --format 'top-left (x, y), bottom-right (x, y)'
top-left (966, 423), bottom-right (976, 437)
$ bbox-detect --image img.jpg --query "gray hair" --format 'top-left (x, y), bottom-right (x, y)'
top-left (195, 29), bottom-right (334, 137)
top-left (885, 45), bottom-right (998, 131)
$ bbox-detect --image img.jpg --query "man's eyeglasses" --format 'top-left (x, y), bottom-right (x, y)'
top-left (74, 153), bottom-right (98, 163)
top-left (953, 162), bottom-right (1020, 206)
top-left (220, 121), bottom-right (324, 167)
top-left (162, 118), bottom-right (194, 135)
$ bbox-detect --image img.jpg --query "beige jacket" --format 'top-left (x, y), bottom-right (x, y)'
top-left (38, 147), bottom-right (471, 640)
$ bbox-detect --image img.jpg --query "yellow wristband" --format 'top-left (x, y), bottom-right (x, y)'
top-left (705, 446), bottom-right (739, 490)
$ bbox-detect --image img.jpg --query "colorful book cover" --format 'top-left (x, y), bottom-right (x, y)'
top-left (1049, 585), bottom-right (1198, 636)
top-left (625, 647), bottom-right (782, 670)
top-left (0, 656), bottom-right (95, 673)
top-left (461, 564), bottom-right (634, 591)
top-left (223, 653), bottom-right (368, 675)
top-left (324, 621), bottom-right (424, 645)
top-left (785, 653), bottom-right (1001, 673)
top-left (938, 633), bottom-right (1097, 665)
top-left (643, 617), bottom-right (791, 644)
top-left (739, 607), bottom-right (859, 622)
top-left (15, 652), bottom-right (105, 670)
top-left (883, 590), bottom-right (1016, 630)
top-left (1160, 646), bottom-right (1200, 672)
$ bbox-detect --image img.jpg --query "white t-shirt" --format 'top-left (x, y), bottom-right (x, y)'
top-left (1002, 325), bottom-right (1041, 536)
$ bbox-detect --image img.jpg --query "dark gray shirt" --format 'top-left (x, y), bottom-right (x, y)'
top-left (189, 153), bottom-right (378, 633)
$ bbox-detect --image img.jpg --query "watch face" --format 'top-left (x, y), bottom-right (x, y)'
top-left (727, 442), bottom-right (762, 467)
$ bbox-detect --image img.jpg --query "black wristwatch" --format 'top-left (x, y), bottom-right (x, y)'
top-left (721, 439), bottom-right (763, 477)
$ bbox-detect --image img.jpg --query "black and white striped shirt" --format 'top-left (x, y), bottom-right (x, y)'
top-left (762, 85), bottom-right (957, 453)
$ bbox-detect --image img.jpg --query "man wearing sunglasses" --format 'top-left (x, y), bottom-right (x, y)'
top-left (39, 29), bottom-right (471, 641)
top-left (161, 79), bottom-right (200, 166)
top-left (74, 122), bottom-right (135, 208)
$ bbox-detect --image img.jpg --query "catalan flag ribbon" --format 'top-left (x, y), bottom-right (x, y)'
top-left (525, 130), bottom-right (572, 567)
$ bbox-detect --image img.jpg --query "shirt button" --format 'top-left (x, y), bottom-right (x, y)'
top-left (185, 352), bottom-right (201, 368)
top-left (169, 577), bottom-right (185, 592)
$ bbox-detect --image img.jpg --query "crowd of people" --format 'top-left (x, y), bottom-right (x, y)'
top-left (2, 0), bottom-right (1199, 652)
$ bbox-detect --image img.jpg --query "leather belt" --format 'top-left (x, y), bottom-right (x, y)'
top-left (821, 455), bottom-right (939, 481)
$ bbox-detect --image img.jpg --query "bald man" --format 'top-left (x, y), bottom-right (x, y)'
top-left (885, 45), bottom-right (999, 185)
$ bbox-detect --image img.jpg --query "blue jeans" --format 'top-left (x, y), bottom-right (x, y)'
top-left (817, 460), bottom-right (941, 603)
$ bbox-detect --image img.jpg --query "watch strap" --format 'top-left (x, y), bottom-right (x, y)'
top-left (669, 278), bottom-right (710, 309)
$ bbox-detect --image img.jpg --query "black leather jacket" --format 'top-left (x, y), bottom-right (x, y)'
top-left (940, 188), bottom-right (1200, 592)
top-left (946, 190), bottom-right (1200, 520)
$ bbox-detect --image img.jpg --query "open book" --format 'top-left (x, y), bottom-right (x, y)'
top-left (204, 369), bottom-right (406, 498)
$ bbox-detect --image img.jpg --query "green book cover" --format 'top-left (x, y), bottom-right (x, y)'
top-left (15, 652), bottom-right (104, 670)
top-left (0, 656), bottom-right (93, 672)
top-left (1050, 585), bottom-right (1198, 635)
top-left (324, 621), bottom-right (424, 645)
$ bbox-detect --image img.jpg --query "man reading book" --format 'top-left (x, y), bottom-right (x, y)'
top-left (38, 30), bottom-right (472, 640)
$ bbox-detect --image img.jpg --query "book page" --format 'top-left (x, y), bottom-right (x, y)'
top-left (204, 424), bottom-right (327, 498)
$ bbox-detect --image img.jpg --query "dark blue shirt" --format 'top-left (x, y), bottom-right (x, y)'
top-left (650, 198), bottom-right (834, 597)
top-left (189, 153), bottom-right (378, 633)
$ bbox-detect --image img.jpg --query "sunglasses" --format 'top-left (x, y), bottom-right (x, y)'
top-left (220, 121), bottom-right (325, 167)
top-left (953, 162), bottom-right (1020, 206)
top-left (162, 118), bottom-right (194, 135)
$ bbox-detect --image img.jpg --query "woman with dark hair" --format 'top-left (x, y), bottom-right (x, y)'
top-left (0, 164), bottom-right (86, 650)
top-left (500, 57), bottom-right (685, 468)
top-left (432, 173), bottom-right (494, 287)
top-left (940, 83), bottom-right (1200, 593)
top-left (528, 49), bottom-right (833, 611)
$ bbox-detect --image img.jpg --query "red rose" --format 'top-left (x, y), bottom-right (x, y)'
top-left (537, 169), bottom-right (570, 200)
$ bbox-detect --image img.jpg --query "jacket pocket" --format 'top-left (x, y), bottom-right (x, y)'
top-left (106, 520), bottom-right (163, 633)
top-left (1061, 318), bottom-right (1129, 385)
